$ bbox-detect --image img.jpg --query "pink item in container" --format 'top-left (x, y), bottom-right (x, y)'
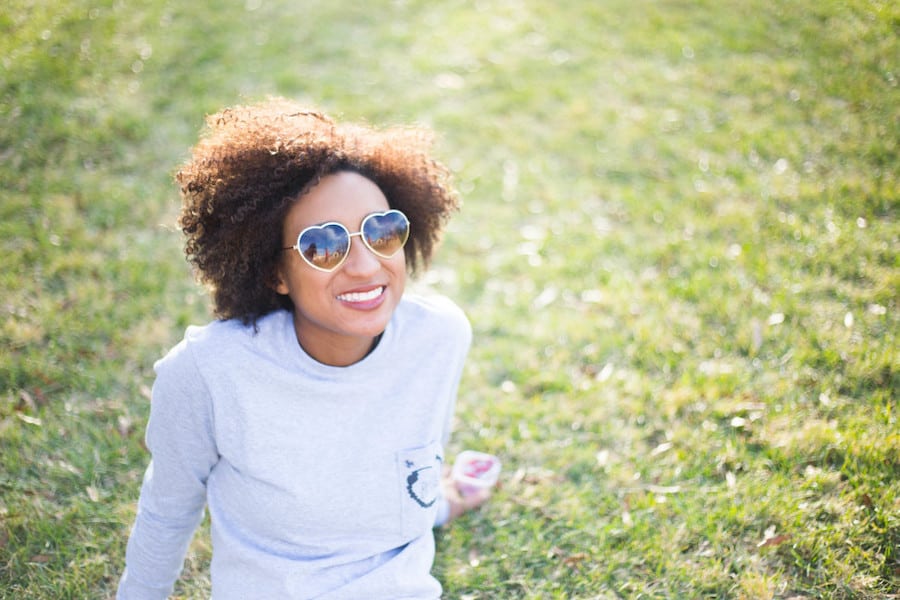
top-left (452, 450), bottom-right (501, 496)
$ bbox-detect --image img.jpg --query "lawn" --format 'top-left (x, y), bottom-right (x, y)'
top-left (1, 0), bottom-right (897, 598)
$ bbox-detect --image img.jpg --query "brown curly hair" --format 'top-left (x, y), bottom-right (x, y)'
top-left (175, 97), bottom-right (460, 325)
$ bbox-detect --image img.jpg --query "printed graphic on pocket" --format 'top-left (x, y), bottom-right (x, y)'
top-left (406, 463), bottom-right (438, 508)
top-left (398, 444), bottom-right (443, 511)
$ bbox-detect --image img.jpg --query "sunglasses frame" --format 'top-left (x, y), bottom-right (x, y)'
top-left (283, 209), bottom-right (410, 273)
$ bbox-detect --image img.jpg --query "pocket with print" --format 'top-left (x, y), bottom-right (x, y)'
top-left (397, 443), bottom-right (443, 537)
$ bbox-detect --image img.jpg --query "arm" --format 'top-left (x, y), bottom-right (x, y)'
top-left (431, 303), bottom-right (492, 526)
top-left (439, 470), bottom-right (492, 524)
top-left (118, 343), bottom-right (218, 599)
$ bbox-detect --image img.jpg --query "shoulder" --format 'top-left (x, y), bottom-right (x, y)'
top-left (155, 311), bottom-right (291, 376)
top-left (400, 292), bottom-right (468, 322)
top-left (396, 293), bottom-right (471, 341)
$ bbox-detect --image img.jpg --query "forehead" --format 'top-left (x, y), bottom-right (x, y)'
top-left (284, 171), bottom-right (389, 233)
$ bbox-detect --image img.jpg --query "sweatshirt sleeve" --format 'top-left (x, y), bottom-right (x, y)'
top-left (118, 339), bottom-right (219, 599)
top-left (433, 497), bottom-right (451, 528)
top-left (433, 302), bottom-right (473, 529)
top-left (439, 304), bottom-right (472, 449)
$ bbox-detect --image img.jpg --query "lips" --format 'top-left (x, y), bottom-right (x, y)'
top-left (336, 286), bottom-right (385, 303)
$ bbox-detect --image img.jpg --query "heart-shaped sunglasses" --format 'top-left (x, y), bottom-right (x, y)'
top-left (283, 209), bottom-right (410, 272)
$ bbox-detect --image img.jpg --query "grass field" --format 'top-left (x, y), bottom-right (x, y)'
top-left (1, 0), bottom-right (897, 598)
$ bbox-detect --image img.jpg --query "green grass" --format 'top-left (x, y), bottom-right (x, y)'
top-left (1, 0), bottom-right (897, 598)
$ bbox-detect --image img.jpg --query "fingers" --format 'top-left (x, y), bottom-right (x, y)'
top-left (444, 475), bottom-right (494, 522)
top-left (460, 486), bottom-right (492, 510)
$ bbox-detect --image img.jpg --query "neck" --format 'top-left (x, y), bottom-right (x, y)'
top-left (294, 328), bottom-right (382, 367)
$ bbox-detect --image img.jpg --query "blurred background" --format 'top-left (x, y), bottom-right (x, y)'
top-left (1, 1), bottom-right (897, 597)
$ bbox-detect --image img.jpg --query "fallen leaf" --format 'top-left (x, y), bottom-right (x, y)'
top-left (843, 312), bottom-right (854, 328)
top-left (549, 547), bottom-right (590, 570)
top-left (767, 313), bottom-right (785, 326)
top-left (533, 286), bottom-right (558, 309)
top-left (595, 362), bottom-right (614, 382)
top-left (16, 414), bottom-right (42, 426)
top-left (563, 552), bottom-right (589, 569)
top-left (730, 416), bottom-right (747, 428)
top-left (595, 449), bottom-right (610, 467)
top-left (650, 442), bottom-right (673, 456)
top-left (868, 303), bottom-right (887, 315)
top-left (757, 534), bottom-right (791, 548)
top-left (86, 486), bottom-right (100, 502)
top-left (52, 460), bottom-right (81, 476)
top-left (18, 390), bottom-right (37, 411)
top-left (117, 415), bottom-right (134, 438)
top-left (468, 548), bottom-right (481, 567)
top-left (510, 467), bottom-right (561, 486)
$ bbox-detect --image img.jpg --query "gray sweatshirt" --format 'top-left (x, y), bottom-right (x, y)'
top-left (118, 294), bottom-right (471, 599)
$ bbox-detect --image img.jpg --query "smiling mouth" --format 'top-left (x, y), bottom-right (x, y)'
top-left (336, 286), bottom-right (384, 303)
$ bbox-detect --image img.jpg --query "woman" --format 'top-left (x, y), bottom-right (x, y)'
top-left (118, 98), bottom-right (491, 599)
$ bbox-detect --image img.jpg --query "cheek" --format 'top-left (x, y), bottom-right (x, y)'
top-left (277, 261), bottom-right (328, 301)
top-left (393, 257), bottom-right (408, 285)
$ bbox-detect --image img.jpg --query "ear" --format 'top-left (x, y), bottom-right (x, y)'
top-left (269, 264), bottom-right (290, 295)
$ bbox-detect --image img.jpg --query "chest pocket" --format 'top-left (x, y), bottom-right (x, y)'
top-left (397, 442), bottom-right (443, 539)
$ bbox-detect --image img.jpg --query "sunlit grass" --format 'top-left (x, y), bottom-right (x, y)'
top-left (1, 0), bottom-right (897, 598)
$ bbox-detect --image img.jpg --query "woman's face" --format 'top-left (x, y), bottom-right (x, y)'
top-left (275, 171), bottom-right (407, 366)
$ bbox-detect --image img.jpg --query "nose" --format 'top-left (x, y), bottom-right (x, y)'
top-left (341, 235), bottom-right (381, 276)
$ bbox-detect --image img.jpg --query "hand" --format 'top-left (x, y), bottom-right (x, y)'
top-left (441, 468), bottom-right (493, 523)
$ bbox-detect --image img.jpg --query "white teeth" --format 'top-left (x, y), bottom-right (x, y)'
top-left (337, 287), bottom-right (384, 303)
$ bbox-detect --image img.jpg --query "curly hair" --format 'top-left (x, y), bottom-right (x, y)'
top-left (175, 97), bottom-right (460, 325)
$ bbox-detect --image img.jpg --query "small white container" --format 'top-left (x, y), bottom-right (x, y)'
top-left (452, 450), bottom-right (501, 496)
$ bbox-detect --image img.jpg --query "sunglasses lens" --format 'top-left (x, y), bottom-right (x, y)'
top-left (362, 211), bottom-right (410, 258)
top-left (297, 223), bottom-right (350, 271)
